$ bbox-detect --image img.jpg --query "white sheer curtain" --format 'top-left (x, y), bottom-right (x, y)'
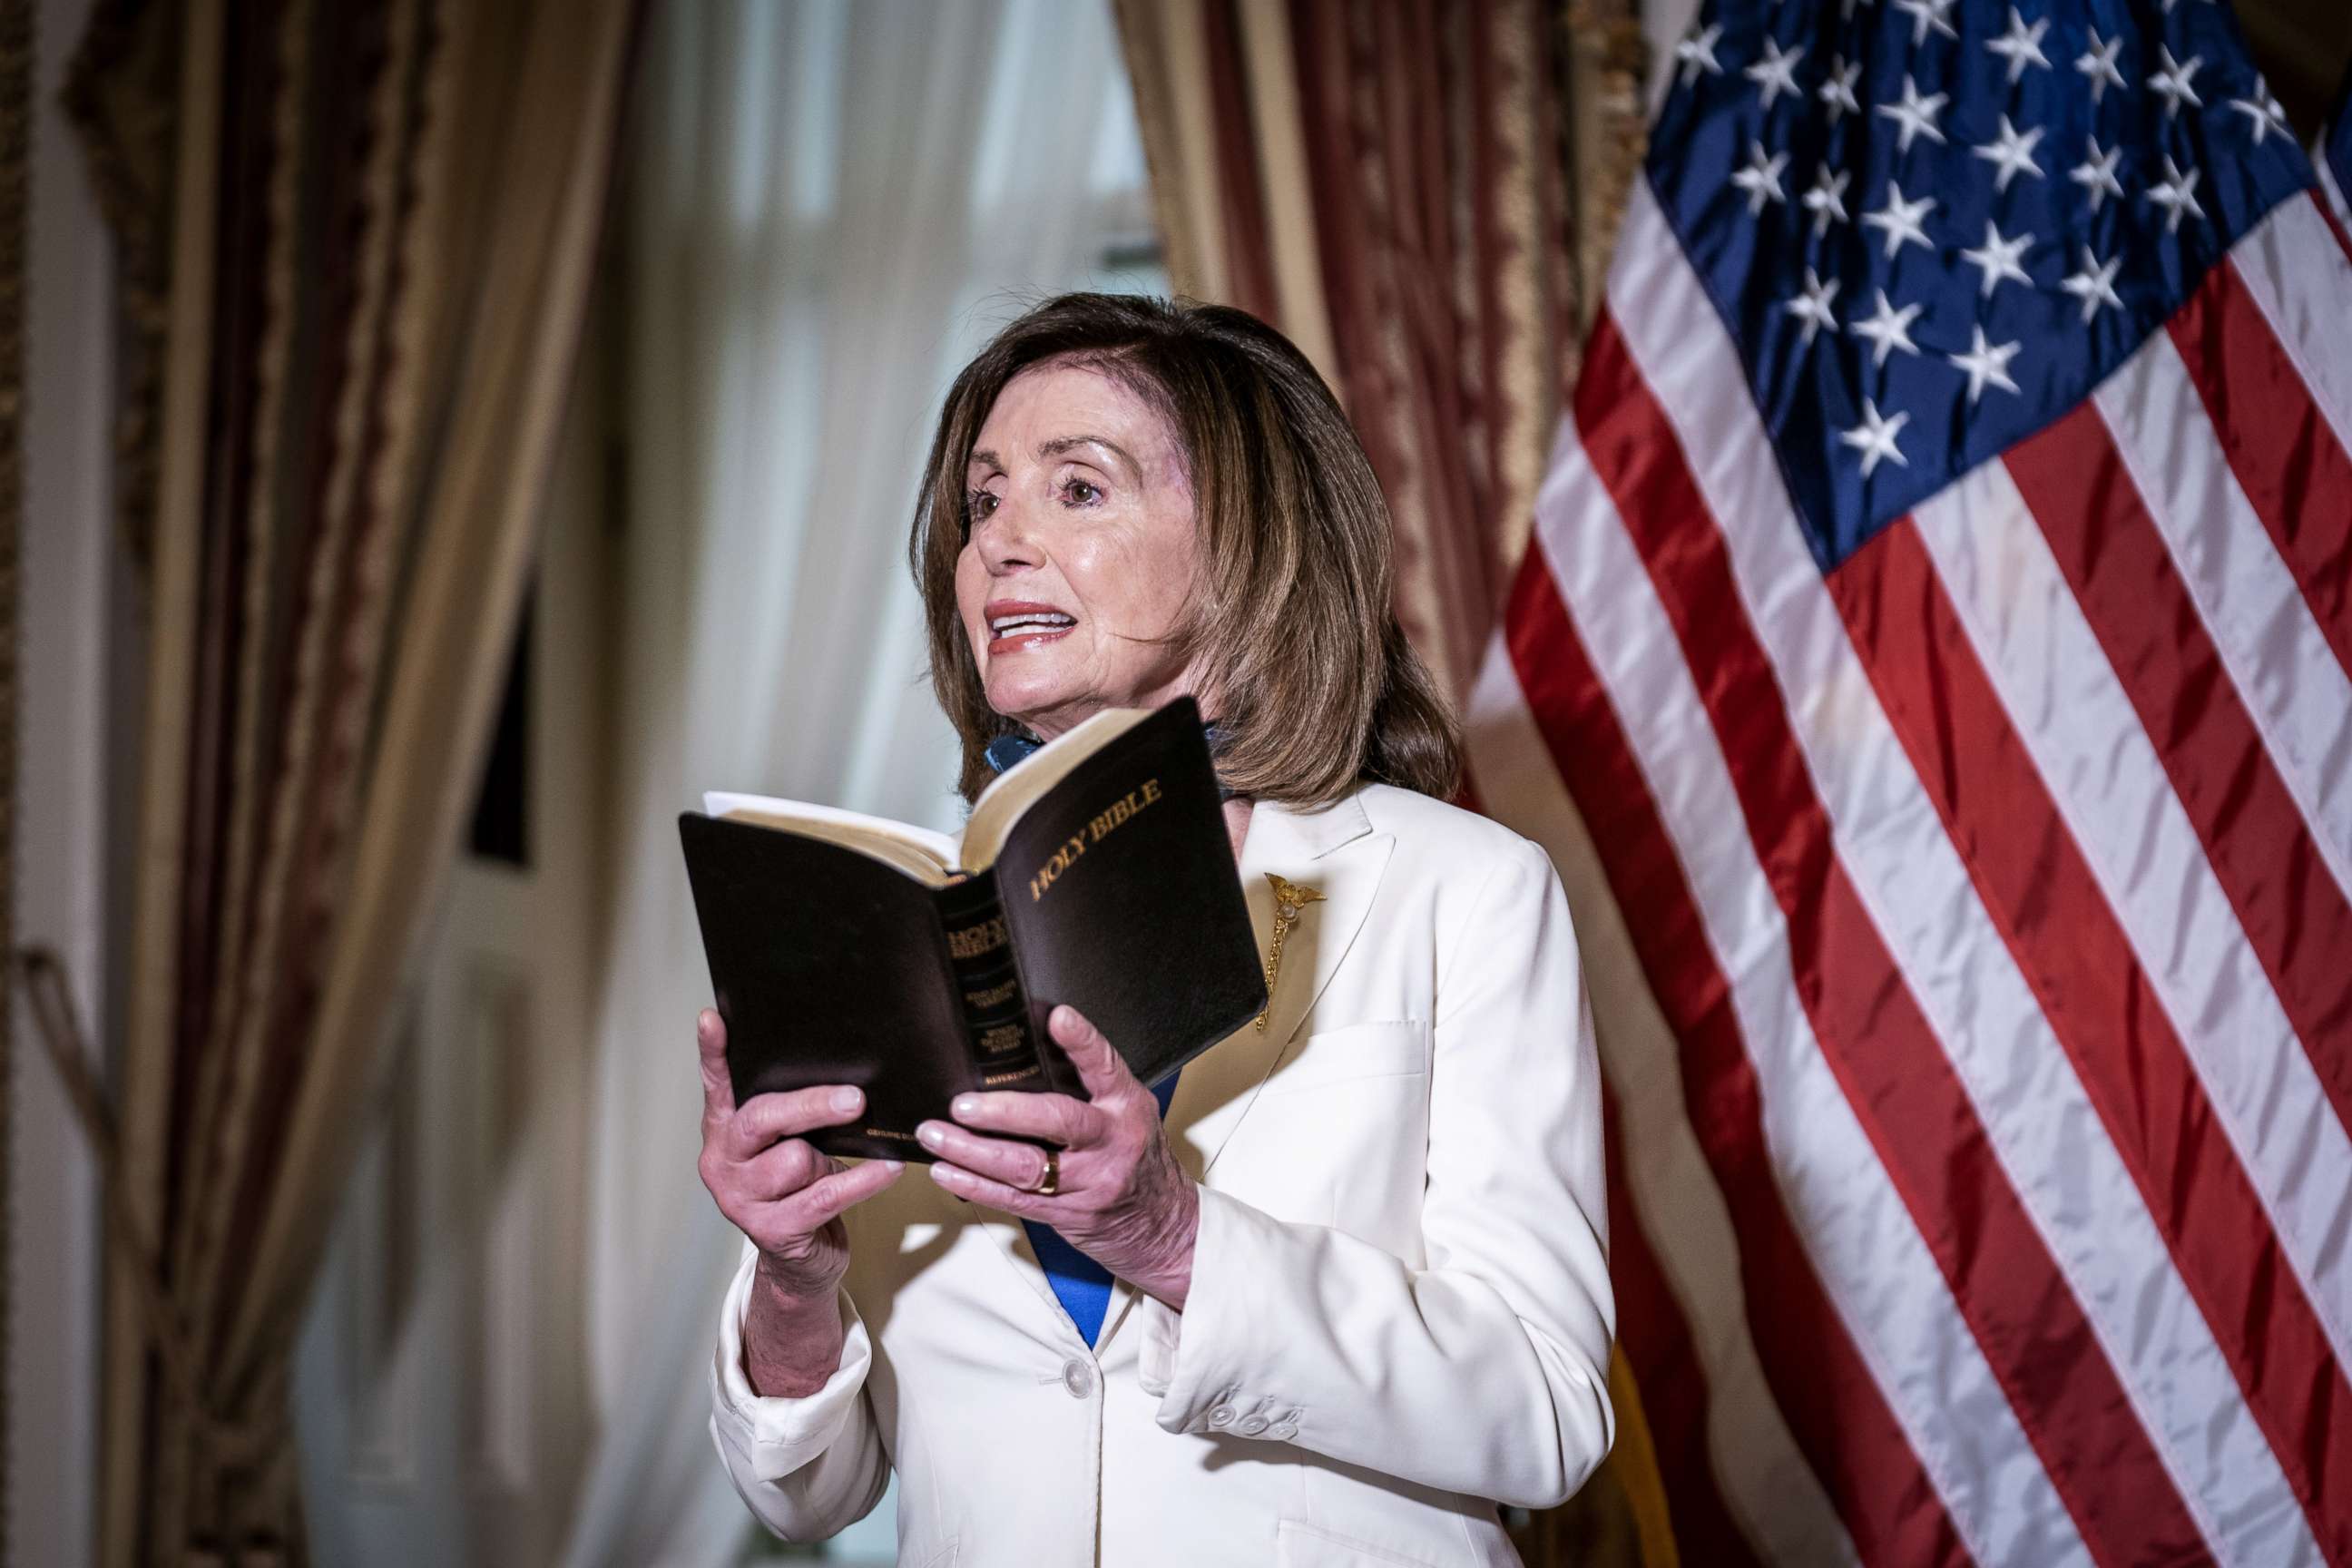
top-left (561, 3), bottom-right (1160, 1563)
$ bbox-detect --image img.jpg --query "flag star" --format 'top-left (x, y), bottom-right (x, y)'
top-left (1842, 398), bottom-right (1911, 478)
top-left (1848, 289), bottom-right (1925, 367)
top-left (1985, 8), bottom-right (2051, 83)
top-left (2061, 245), bottom-right (2124, 323)
top-left (2149, 46), bottom-right (2203, 118)
top-left (1818, 55), bottom-right (1862, 122)
top-left (1960, 220), bottom-right (2034, 299)
top-left (1746, 37), bottom-right (1807, 109)
top-left (1802, 167), bottom-right (1851, 235)
top-left (1894, 0), bottom-right (1958, 46)
top-left (1730, 142), bottom-right (1790, 214)
top-left (1864, 181), bottom-right (1936, 258)
top-left (2146, 155), bottom-right (2204, 231)
top-left (1947, 325), bottom-right (2023, 404)
top-left (1971, 115), bottom-right (2046, 191)
top-left (1877, 75), bottom-right (1950, 153)
top-left (2070, 136), bottom-right (2124, 211)
top-left (1784, 268), bottom-right (1841, 347)
top-left (1675, 24), bottom-right (1724, 86)
top-left (2075, 29), bottom-right (2124, 104)
top-left (2230, 84), bottom-right (2289, 145)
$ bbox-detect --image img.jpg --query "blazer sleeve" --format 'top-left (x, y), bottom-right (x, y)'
top-left (707, 1240), bottom-right (893, 1540)
top-left (1134, 832), bottom-right (1616, 1509)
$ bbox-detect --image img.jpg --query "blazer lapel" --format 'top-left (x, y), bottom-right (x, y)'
top-left (975, 1210), bottom-right (1086, 1337)
top-left (1163, 789), bottom-right (1391, 1183)
top-left (1093, 789), bottom-right (1392, 1351)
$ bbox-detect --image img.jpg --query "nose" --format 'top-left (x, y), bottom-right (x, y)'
top-left (971, 492), bottom-right (1043, 575)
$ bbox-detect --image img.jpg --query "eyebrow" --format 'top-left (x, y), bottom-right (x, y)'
top-left (966, 435), bottom-right (1142, 479)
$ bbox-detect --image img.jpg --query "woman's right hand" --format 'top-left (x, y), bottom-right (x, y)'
top-left (697, 1007), bottom-right (905, 1319)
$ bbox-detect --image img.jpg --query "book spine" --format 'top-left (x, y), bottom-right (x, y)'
top-left (936, 874), bottom-right (1048, 1091)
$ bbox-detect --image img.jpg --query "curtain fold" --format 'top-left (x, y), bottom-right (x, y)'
top-left (68, 0), bottom-right (639, 1561)
top-left (1112, 6), bottom-right (1664, 1565)
top-left (1113, 0), bottom-right (1644, 704)
top-left (559, 3), bottom-right (1160, 1562)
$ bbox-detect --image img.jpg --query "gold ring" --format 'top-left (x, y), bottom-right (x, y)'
top-left (1034, 1148), bottom-right (1060, 1197)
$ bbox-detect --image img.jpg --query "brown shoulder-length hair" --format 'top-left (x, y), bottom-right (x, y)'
top-left (910, 292), bottom-right (1460, 808)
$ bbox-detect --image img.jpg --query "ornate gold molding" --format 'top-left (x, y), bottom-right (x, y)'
top-left (63, 0), bottom-right (180, 584)
top-left (1563, 0), bottom-right (1649, 333)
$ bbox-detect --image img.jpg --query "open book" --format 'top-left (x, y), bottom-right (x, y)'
top-left (678, 698), bottom-right (1266, 1161)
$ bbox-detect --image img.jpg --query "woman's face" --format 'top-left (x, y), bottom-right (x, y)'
top-left (956, 361), bottom-right (1203, 739)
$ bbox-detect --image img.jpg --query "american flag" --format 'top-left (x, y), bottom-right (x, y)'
top-left (2324, 66), bottom-right (2351, 231)
top-left (1464, 2), bottom-right (2352, 1564)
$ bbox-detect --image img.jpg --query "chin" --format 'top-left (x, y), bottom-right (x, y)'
top-left (983, 675), bottom-right (1077, 727)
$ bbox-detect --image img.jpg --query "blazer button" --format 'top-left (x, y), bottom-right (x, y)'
top-left (1061, 1358), bottom-right (1096, 1399)
top-left (1207, 1405), bottom-right (1236, 1428)
top-left (1269, 1421), bottom-right (1298, 1441)
top-left (1235, 1413), bottom-right (1269, 1436)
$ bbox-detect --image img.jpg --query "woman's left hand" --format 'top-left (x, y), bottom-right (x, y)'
top-left (918, 1004), bottom-right (1200, 1309)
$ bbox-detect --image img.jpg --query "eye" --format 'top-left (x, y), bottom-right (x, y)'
top-left (1062, 478), bottom-right (1102, 507)
top-left (964, 488), bottom-right (1000, 531)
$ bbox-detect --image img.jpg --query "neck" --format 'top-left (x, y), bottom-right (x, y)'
top-left (1220, 795), bottom-right (1253, 864)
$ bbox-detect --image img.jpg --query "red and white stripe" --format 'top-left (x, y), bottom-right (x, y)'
top-left (1467, 181), bottom-right (2352, 1566)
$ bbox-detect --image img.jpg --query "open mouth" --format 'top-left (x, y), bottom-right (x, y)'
top-left (986, 605), bottom-right (1077, 652)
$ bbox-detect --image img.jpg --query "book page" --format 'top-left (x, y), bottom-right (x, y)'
top-left (958, 706), bottom-right (1153, 871)
top-left (702, 792), bottom-right (959, 884)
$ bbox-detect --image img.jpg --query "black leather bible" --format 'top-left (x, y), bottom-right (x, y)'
top-left (678, 698), bottom-right (1268, 1161)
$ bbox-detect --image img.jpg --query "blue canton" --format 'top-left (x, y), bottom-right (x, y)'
top-left (1648, 0), bottom-right (2318, 570)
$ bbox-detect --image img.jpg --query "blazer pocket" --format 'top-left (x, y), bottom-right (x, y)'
top-left (1259, 1020), bottom-right (1429, 1099)
top-left (1278, 1518), bottom-right (1458, 1567)
top-left (906, 1538), bottom-right (958, 1568)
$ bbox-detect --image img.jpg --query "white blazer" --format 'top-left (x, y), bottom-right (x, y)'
top-left (708, 781), bottom-right (1615, 1566)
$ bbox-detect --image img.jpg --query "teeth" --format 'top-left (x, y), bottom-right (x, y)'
top-left (991, 612), bottom-right (1074, 633)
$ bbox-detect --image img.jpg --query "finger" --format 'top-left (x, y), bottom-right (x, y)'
top-left (1047, 1004), bottom-right (1132, 1102)
top-left (728, 1084), bottom-right (868, 1157)
top-left (779, 1156), bottom-right (905, 1230)
top-left (915, 1121), bottom-right (1056, 1192)
top-left (697, 1008), bottom-right (735, 1121)
top-left (739, 1141), bottom-right (831, 1201)
top-left (946, 1089), bottom-right (1105, 1148)
top-left (929, 1159), bottom-right (1050, 1216)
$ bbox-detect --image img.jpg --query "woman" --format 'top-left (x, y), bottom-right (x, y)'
top-left (697, 294), bottom-right (1613, 1565)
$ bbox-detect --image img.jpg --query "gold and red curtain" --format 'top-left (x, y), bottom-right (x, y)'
top-left (1113, 0), bottom-right (1645, 705)
top-left (56, 0), bottom-right (636, 1561)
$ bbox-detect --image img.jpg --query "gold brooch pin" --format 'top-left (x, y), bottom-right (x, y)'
top-left (1255, 873), bottom-right (1327, 1032)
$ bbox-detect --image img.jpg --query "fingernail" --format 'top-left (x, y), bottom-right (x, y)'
top-left (918, 1123), bottom-right (946, 1150)
top-left (882, 1160), bottom-right (905, 1173)
top-left (952, 1095), bottom-right (980, 1118)
top-left (832, 1087), bottom-right (863, 1112)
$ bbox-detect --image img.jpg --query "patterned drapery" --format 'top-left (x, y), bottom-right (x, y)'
top-left (62, 0), bottom-right (636, 1561)
top-left (1113, 0), bottom-right (1645, 705)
